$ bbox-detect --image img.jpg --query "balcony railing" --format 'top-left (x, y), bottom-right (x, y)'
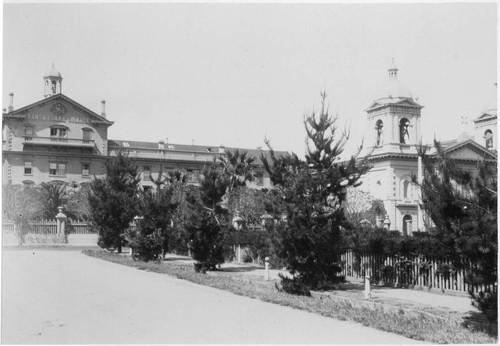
top-left (23, 136), bottom-right (96, 148)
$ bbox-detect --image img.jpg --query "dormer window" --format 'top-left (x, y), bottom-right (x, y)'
top-left (82, 128), bottom-right (93, 143)
top-left (24, 125), bottom-right (34, 140)
top-left (50, 126), bottom-right (68, 139)
top-left (399, 118), bottom-right (410, 144)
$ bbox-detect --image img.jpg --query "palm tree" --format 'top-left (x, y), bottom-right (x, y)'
top-left (218, 149), bottom-right (257, 191)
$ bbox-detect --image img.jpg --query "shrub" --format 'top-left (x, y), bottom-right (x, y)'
top-left (471, 289), bottom-right (498, 323)
top-left (126, 227), bottom-right (163, 262)
top-left (277, 274), bottom-right (311, 296)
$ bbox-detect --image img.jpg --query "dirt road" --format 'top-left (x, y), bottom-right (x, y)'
top-left (2, 249), bottom-right (425, 344)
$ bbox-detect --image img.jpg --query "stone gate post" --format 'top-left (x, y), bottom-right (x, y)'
top-left (56, 206), bottom-right (67, 243)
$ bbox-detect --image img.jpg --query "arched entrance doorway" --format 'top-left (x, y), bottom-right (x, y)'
top-left (402, 215), bottom-right (413, 236)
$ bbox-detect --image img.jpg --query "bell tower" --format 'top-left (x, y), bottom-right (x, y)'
top-left (365, 61), bottom-right (423, 152)
top-left (43, 63), bottom-right (63, 98)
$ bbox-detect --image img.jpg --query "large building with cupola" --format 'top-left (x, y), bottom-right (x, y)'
top-left (358, 62), bottom-right (497, 234)
top-left (2, 65), bottom-right (277, 191)
top-left (2, 64), bottom-right (497, 233)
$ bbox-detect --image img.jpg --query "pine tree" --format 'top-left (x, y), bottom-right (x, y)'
top-left (418, 140), bottom-right (497, 321)
top-left (188, 151), bottom-right (257, 271)
top-left (261, 92), bottom-right (370, 293)
top-left (88, 150), bottom-right (141, 252)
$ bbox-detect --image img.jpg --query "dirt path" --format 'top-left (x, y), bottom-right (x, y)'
top-left (2, 249), bottom-right (426, 344)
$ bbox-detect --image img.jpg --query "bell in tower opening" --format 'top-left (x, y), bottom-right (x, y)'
top-left (43, 63), bottom-right (63, 97)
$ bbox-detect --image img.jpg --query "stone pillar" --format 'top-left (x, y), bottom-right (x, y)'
top-left (56, 206), bottom-right (67, 243)
top-left (364, 275), bottom-right (372, 299)
top-left (264, 257), bottom-right (270, 281)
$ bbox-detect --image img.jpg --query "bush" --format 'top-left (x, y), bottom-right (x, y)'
top-left (471, 289), bottom-right (498, 323)
top-left (126, 227), bottom-right (163, 262)
top-left (277, 274), bottom-right (312, 296)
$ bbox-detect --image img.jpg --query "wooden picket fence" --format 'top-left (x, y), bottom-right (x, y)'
top-left (341, 250), bottom-right (495, 294)
top-left (2, 220), bottom-right (95, 234)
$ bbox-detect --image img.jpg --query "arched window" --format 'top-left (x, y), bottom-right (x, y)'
top-left (403, 180), bottom-right (410, 199)
top-left (375, 120), bottom-right (384, 146)
top-left (400, 177), bottom-right (413, 201)
top-left (484, 129), bottom-right (493, 149)
top-left (399, 118), bottom-right (410, 144)
top-left (402, 215), bottom-right (413, 236)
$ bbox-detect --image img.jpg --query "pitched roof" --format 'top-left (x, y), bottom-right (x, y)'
top-left (108, 139), bottom-right (288, 163)
top-left (473, 109), bottom-right (497, 123)
top-left (365, 97), bottom-right (423, 112)
top-left (3, 93), bottom-right (114, 126)
top-left (440, 139), bottom-right (497, 161)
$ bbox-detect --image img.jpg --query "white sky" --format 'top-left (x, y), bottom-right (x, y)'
top-left (2, 2), bottom-right (498, 157)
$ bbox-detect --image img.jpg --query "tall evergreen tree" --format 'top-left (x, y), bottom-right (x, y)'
top-left (417, 141), bottom-right (497, 321)
top-left (261, 92), bottom-right (370, 293)
top-left (125, 166), bottom-right (179, 261)
top-left (88, 151), bottom-right (141, 252)
top-left (188, 150), bottom-right (257, 271)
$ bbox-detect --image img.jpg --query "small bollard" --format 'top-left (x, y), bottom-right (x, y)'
top-left (264, 257), bottom-right (270, 281)
top-left (364, 275), bottom-right (372, 299)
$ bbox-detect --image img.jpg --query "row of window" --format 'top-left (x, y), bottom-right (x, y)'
top-left (24, 125), bottom-right (93, 140)
top-left (24, 161), bottom-right (90, 177)
top-left (23, 162), bottom-right (266, 186)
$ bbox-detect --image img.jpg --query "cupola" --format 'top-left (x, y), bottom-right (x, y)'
top-left (378, 59), bottom-right (412, 100)
top-left (43, 63), bottom-right (63, 97)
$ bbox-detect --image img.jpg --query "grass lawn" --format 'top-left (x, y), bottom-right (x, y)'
top-left (83, 249), bottom-right (497, 344)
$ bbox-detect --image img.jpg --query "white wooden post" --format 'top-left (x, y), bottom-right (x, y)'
top-left (237, 244), bottom-right (241, 263)
top-left (364, 275), bottom-right (371, 299)
top-left (264, 257), bottom-right (270, 281)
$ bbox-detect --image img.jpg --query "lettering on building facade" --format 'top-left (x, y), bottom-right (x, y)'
top-left (27, 113), bottom-right (91, 124)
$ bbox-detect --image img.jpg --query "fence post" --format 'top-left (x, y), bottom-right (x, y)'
top-left (56, 206), bottom-right (67, 243)
top-left (364, 275), bottom-right (371, 299)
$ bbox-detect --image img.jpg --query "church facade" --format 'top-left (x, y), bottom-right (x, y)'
top-left (2, 66), bottom-right (276, 191)
top-left (358, 63), bottom-right (497, 234)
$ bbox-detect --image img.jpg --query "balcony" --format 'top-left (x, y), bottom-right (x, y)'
top-left (23, 136), bottom-right (96, 150)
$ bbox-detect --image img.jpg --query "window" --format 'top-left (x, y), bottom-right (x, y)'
top-left (82, 163), bottom-right (90, 176)
top-left (401, 178), bottom-right (413, 200)
top-left (24, 161), bottom-right (32, 175)
top-left (25, 126), bottom-right (34, 139)
top-left (143, 186), bottom-right (152, 193)
top-left (49, 162), bottom-right (66, 176)
top-left (143, 166), bottom-right (151, 181)
top-left (399, 118), bottom-right (410, 144)
top-left (50, 126), bottom-right (68, 140)
top-left (256, 172), bottom-right (264, 186)
top-left (82, 129), bottom-right (93, 143)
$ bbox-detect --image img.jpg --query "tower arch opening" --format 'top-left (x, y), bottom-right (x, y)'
top-left (399, 118), bottom-right (410, 144)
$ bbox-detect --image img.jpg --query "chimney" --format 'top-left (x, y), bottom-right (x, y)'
top-left (101, 100), bottom-right (106, 117)
top-left (218, 145), bottom-right (225, 154)
top-left (158, 140), bottom-right (165, 150)
top-left (8, 92), bottom-right (14, 112)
